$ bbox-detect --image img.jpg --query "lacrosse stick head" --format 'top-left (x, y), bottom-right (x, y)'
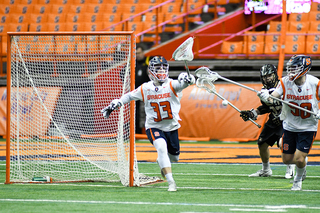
top-left (172, 37), bottom-right (194, 62)
top-left (195, 67), bottom-right (219, 82)
top-left (196, 77), bottom-right (216, 93)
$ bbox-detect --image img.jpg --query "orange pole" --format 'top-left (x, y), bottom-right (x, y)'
top-left (129, 32), bottom-right (135, 187)
top-left (277, 0), bottom-right (287, 78)
top-left (5, 33), bottom-right (12, 184)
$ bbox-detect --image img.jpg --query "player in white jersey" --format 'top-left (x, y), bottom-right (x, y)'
top-left (258, 55), bottom-right (320, 190)
top-left (101, 56), bottom-right (195, 191)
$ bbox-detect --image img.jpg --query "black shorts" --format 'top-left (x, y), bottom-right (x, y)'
top-left (146, 128), bottom-right (180, 156)
top-left (282, 129), bottom-right (316, 154)
top-left (258, 124), bottom-right (283, 147)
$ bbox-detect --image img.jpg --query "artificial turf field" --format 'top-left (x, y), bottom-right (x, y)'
top-left (0, 140), bottom-right (320, 213)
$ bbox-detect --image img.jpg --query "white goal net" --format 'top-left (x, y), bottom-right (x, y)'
top-left (6, 32), bottom-right (160, 186)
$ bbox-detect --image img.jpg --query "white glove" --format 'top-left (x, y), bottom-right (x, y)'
top-left (257, 89), bottom-right (270, 103)
top-left (316, 112), bottom-right (320, 120)
top-left (178, 72), bottom-right (195, 85)
top-left (101, 99), bottom-right (123, 119)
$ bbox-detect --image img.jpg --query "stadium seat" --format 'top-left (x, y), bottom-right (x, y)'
top-left (0, 15), bottom-right (10, 24)
top-left (307, 31), bottom-right (320, 42)
top-left (83, 22), bottom-right (104, 31)
top-left (286, 33), bottom-right (306, 43)
top-left (161, 2), bottom-right (183, 14)
top-left (122, 13), bottom-right (142, 23)
top-left (7, 23), bottom-right (28, 32)
top-left (285, 40), bottom-right (305, 54)
top-left (32, 4), bottom-right (50, 14)
top-left (46, 23), bottom-right (66, 32)
top-left (65, 13), bottom-right (85, 23)
top-left (221, 41), bottom-right (243, 54)
top-left (9, 14), bottom-right (29, 24)
top-left (64, 22), bottom-right (85, 31)
top-left (288, 21), bottom-right (309, 32)
top-left (311, 2), bottom-right (320, 11)
top-left (288, 13), bottom-right (309, 22)
top-left (29, 23), bottom-right (47, 32)
top-left (308, 11), bottom-right (320, 22)
top-left (29, 13), bottom-right (48, 24)
top-left (0, 5), bottom-right (11, 15)
top-left (46, 14), bottom-right (66, 23)
top-left (68, 5), bottom-right (84, 14)
top-left (163, 13), bottom-right (183, 33)
top-left (88, 0), bottom-right (108, 4)
top-left (105, 4), bottom-right (124, 13)
top-left (46, 0), bottom-right (74, 4)
top-left (244, 31), bottom-right (265, 43)
top-left (55, 36), bottom-right (76, 54)
top-left (267, 21), bottom-right (289, 32)
top-left (243, 41), bottom-right (264, 54)
top-left (306, 41), bottom-right (320, 54)
top-left (103, 13), bottom-right (122, 24)
top-left (264, 42), bottom-right (280, 54)
top-left (11, 4), bottom-right (33, 14)
top-left (124, 22), bottom-right (144, 33)
top-left (309, 21), bottom-right (320, 31)
top-left (50, 4), bottom-right (70, 14)
top-left (143, 20), bottom-right (163, 33)
top-left (85, 4), bottom-right (105, 14)
top-left (83, 13), bottom-right (104, 23)
top-left (17, 0), bottom-right (37, 4)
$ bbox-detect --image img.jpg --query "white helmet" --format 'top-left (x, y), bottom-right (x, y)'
top-left (286, 55), bottom-right (312, 81)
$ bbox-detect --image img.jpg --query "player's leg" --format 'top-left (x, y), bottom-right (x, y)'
top-left (146, 128), bottom-right (177, 191)
top-left (279, 138), bottom-right (295, 179)
top-left (290, 131), bottom-right (315, 190)
top-left (249, 126), bottom-right (272, 177)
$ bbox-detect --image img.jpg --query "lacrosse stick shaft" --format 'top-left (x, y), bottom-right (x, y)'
top-left (184, 61), bottom-right (191, 78)
top-left (218, 77), bottom-right (317, 116)
top-left (212, 90), bottom-right (261, 128)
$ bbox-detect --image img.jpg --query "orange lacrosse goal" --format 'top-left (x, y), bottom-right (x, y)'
top-left (5, 31), bottom-right (159, 186)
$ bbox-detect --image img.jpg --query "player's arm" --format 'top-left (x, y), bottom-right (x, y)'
top-left (172, 72), bottom-right (195, 92)
top-left (101, 86), bottom-right (143, 119)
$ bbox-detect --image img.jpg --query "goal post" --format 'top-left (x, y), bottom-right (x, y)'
top-left (5, 31), bottom-right (159, 186)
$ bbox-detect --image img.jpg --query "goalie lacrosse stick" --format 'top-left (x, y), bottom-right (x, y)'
top-left (196, 77), bottom-right (261, 128)
top-left (195, 67), bottom-right (317, 116)
top-left (172, 37), bottom-right (194, 79)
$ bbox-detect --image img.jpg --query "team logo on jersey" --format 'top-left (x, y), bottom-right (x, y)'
top-left (155, 87), bottom-right (159, 92)
top-left (298, 87), bottom-right (302, 93)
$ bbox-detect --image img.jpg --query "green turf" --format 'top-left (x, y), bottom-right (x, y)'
top-left (0, 160), bottom-right (319, 213)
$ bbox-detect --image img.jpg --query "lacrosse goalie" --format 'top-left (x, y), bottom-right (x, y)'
top-left (240, 64), bottom-right (295, 179)
top-left (258, 55), bottom-right (319, 190)
top-left (101, 56), bottom-right (195, 192)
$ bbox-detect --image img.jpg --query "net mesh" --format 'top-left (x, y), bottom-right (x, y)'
top-left (8, 33), bottom-right (158, 186)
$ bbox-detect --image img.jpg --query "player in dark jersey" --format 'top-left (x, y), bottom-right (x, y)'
top-left (240, 64), bottom-right (295, 178)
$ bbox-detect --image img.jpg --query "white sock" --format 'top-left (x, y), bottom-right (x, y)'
top-left (165, 173), bottom-right (174, 182)
top-left (263, 162), bottom-right (270, 171)
top-left (294, 166), bottom-right (305, 182)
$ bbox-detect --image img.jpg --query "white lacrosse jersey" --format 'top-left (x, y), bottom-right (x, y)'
top-left (275, 74), bottom-right (320, 132)
top-left (129, 79), bottom-right (183, 132)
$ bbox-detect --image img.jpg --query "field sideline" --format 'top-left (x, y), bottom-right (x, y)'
top-left (0, 140), bottom-right (319, 212)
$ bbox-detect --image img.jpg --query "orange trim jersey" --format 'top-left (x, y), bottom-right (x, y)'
top-left (276, 75), bottom-right (320, 132)
top-left (122, 79), bottom-right (185, 132)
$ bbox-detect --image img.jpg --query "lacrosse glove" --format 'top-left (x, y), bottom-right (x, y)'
top-left (257, 88), bottom-right (271, 104)
top-left (240, 109), bottom-right (258, 121)
top-left (101, 99), bottom-right (123, 119)
top-left (316, 112), bottom-right (320, 120)
top-left (178, 72), bottom-right (196, 85)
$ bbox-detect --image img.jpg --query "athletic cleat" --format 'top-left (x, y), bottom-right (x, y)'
top-left (156, 159), bottom-right (166, 179)
top-left (285, 164), bottom-right (295, 179)
top-left (291, 180), bottom-right (302, 191)
top-left (168, 181), bottom-right (177, 192)
top-left (248, 169), bottom-right (272, 177)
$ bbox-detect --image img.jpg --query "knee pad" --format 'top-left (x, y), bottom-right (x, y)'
top-left (153, 138), bottom-right (171, 168)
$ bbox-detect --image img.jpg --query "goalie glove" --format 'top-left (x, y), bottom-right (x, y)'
top-left (178, 72), bottom-right (196, 85)
top-left (101, 99), bottom-right (123, 119)
top-left (240, 109), bottom-right (258, 121)
top-left (315, 112), bottom-right (320, 120)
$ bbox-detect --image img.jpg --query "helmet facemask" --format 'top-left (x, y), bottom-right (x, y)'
top-left (260, 64), bottom-right (278, 89)
top-left (148, 56), bottom-right (169, 85)
top-left (286, 55), bottom-right (312, 81)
